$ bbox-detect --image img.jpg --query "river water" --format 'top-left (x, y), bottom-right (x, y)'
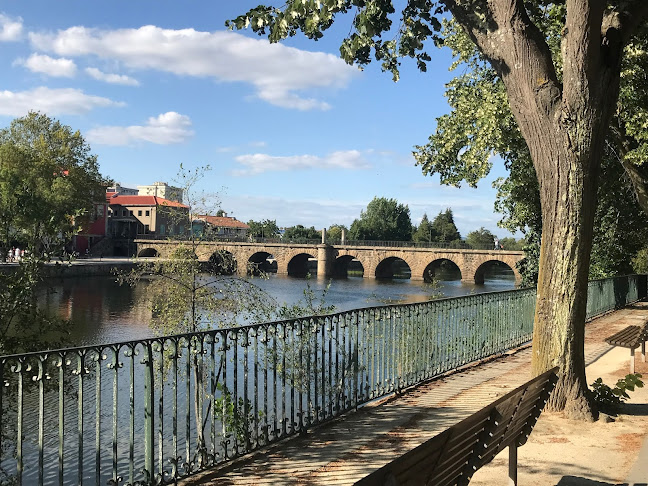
top-left (40, 270), bottom-right (516, 347)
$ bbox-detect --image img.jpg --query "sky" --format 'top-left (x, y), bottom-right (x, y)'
top-left (0, 1), bottom-right (517, 238)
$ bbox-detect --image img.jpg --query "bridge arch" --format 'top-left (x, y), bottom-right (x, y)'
top-left (331, 254), bottom-right (365, 278)
top-left (374, 256), bottom-right (412, 280)
top-left (472, 259), bottom-right (518, 285)
top-left (421, 258), bottom-right (462, 283)
top-left (208, 250), bottom-right (237, 275)
top-left (137, 247), bottom-right (159, 258)
top-left (247, 251), bottom-right (278, 275)
top-left (286, 252), bottom-right (317, 278)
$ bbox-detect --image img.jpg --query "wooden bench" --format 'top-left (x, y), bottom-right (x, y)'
top-left (355, 367), bottom-right (558, 486)
top-left (605, 318), bottom-right (648, 373)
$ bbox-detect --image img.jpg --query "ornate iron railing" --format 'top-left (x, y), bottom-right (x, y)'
top-left (0, 274), bottom-right (644, 485)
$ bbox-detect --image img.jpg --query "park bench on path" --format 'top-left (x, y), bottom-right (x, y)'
top-left (354, 367), bottom-right (558, 486)
top-left (605, 317), bottom-right (648, 373)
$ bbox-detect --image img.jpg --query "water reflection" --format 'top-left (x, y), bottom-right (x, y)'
top-left (39, 270), bottom-right (515, 346)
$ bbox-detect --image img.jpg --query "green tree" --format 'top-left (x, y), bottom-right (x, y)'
top-left (431, 209), bottom-right (461, 243)
top-left (0, 112), bottom-right (108, 258)
top-left (348, 197), bottom-right (412, 241)
top-left (247, 219), bottom-right (280, 238)
top-left (326, 224), bottom-right (348, 241)
top-left (283, 225), bottom-right (320, 240)
top-left (466, 227), bottom-right (495, 250)
top-left (230, 1), bottom-right (648, 418)
top-left (413, 213), bottom-right (434, 243)
top-left (499, 237), bottom-right (523, 251)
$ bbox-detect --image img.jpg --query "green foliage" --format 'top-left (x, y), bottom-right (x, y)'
top-left (465, 227), bottom-right (495, 249)
top-left (590, 374), bottom-right (644, 415)
top-left (283, 224), bottom-right (319, 240)
top-left (516, 232), bottom-right (541, 288)
top-left (430, 208), bottom-right (461, 242)
top-left (247, 219), bottom-right (280, 238)
top-left (413, 213), bottom-right (433, 243)
top-left (213, 383), bottom-right (259, 444)
top-left (227, 1), bottom-right (445, 82)
top-left (349, 196), bottom-right (412, 241)
top-left (0, 256), bottom-right (70, 354)
top-left (498, 237), bottom-right (523, 251)
top-left (326, 224), bottom-right (347, 241)
top-left (0, 112), bottom-right (108, 258)
top-left (632, 247), bottom-right (648, 274)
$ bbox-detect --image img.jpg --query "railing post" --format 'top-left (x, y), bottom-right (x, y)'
top-left (144, 343), bottom-right (155, 484)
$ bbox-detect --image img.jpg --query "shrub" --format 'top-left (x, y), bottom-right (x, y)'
top-left (590, 373), bottom-right (643, 415)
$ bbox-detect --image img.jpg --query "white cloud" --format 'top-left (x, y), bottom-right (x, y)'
top-left (0, 86), bottom-right (123, 116)
top-left (18, 53), bottom-right (77, 77)
top-left (85, 67), bottom-right (139, 86)
top-left (232, 150), bottom-right (370, 175)
top-left (29, 26), bottom-right (357, 110)
top-left (0, 13), bottom-right (22, 41)
top-left (86, 112), bottom-right (194, 145)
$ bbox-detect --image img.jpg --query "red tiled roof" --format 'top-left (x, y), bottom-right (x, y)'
top-left (194, 215), bottom-right (249, 229)
top-left (107, 194), bottom-right (189, 209)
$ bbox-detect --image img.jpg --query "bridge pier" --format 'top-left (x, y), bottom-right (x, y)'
top-left (317, 244), bottom-right (334, 279)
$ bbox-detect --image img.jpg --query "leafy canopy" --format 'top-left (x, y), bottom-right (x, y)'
top-left (466, 227), bottom-right (495, 250)
top-left (283, 225), bottom-right (320, 240)
top-left (0, 112), bottom-right (108, 257)
top-left (247, 219), bottom-right (280, 238)
top-left (349, 196), bottom-right (412, 241)
top-left (430, 208), bottom-right (461, 242)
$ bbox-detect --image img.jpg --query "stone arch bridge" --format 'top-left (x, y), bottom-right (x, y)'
top-left (134, 239), bottom-right (524, 284)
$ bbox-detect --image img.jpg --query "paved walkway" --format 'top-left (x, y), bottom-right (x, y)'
top-left (185, 303), bottom-right (648, 485)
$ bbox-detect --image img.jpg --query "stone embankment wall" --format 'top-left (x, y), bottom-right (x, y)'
top-left (0, 261), bottom-right (136, 278)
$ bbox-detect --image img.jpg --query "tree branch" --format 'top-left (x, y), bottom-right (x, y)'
top-left (441, 0), bottom-right (562, 135)
top-left (603, 1), bottom-right (648, 46)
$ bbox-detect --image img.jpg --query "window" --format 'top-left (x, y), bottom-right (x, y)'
top-left (144, 224), bottom-right (150, 234)
top-left (159, 224), bottom-right (165, 235)
top-left (179, 225), bottom-right (184, 235)
top-left (138, 210), bottom-right (142, 216)
top-left (145, 210), bottom-right (150, 217)
top-left (129, 210), bottom-right (134, 217)
top-left (122, 209), bottom-right (127, 217)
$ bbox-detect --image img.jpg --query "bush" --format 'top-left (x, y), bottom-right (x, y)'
top-left (590, 373), bottom-right (643, 415)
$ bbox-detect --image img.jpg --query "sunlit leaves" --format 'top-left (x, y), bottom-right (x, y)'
top-left (0, 112), bottom-right (107, 257)
top-left (228, 0), bottom-right (445, 80)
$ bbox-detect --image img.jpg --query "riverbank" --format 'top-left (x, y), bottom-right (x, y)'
top-left (0, 257), bottom-right (136, 278)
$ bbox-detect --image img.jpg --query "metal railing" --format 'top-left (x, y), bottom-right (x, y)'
top-left (0, 274), bottom-right (644, 485)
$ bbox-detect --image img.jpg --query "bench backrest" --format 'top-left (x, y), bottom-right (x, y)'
top-left (355, 367), bottom-right (558, 486)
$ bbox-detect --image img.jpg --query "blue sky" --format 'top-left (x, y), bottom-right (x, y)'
top-left (0, 1), bottom-right (516, 238)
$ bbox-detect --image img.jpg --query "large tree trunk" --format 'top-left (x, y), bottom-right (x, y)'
top-left (443, 0), bottom-right (648, 419)
top-left (530, 132), bottom-right (601, 418)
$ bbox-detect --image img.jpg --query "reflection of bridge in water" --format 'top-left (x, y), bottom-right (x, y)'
top-left (134, 239), bottom-right (524, 284)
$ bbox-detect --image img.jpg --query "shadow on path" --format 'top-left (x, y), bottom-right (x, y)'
top-left (558, 477), bottom-right (647, 486)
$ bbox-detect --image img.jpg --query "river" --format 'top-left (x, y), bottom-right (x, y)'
top-left (39, 268), bottom-right (516, 347)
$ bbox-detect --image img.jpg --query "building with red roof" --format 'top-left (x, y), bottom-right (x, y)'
top-left (107, 194), bottom-right (190, 253)
top-left (192, 213), bottom-right (249, 238)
